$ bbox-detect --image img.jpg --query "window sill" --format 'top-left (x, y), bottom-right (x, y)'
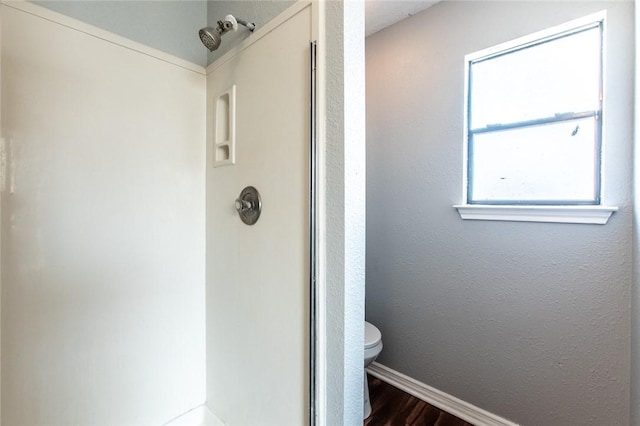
top-left (453, 204), bottom-right (618, 224)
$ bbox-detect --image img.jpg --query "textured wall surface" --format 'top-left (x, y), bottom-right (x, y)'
top-left (323, 1), bottom-right (367, 423)
top-left (366, 2), bottom-right (633, 425)
top-left (34, 0), bottom-right (208, 66)
top-left (1, 4), bottom-right (206, 425)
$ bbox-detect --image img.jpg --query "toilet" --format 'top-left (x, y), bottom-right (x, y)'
top-left (363, 321), bottom-right (383, 419)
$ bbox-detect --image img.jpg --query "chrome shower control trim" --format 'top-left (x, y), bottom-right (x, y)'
top-left (235, 186), bottom-right (262, 225)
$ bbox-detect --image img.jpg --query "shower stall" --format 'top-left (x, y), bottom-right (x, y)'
top-left (0, 1), bottom-right (365, 425)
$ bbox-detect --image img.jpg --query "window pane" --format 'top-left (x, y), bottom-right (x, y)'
top-left (470, 27), bottom-right (600, 129)
top-left (470, 118), bottom-right (597, 203)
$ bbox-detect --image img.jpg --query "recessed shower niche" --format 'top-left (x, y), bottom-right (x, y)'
top-left (214, 85), bottom-right (236, 166)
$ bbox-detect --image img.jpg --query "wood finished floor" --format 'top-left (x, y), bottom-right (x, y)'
top-left (364, 375), bottom-right (474, 426)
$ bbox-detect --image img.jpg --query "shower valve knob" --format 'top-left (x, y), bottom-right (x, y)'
top-left (234, 186), bottom-right (262, 225)
top-left (235, 198), bottom-right (253, 212)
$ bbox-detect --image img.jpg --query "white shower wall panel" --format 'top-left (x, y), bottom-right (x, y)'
top-left (205, 4), bottom-right (312, 424)
top-left (1, 4), bottom-right (206, 425)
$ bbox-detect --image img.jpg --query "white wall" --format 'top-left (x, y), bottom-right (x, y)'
top-left (322, 1), bottom-right (367, 423)
top-left (366, 1), bottom-right (633, 425)
top-left (1, 3), bottom-right (206, 425)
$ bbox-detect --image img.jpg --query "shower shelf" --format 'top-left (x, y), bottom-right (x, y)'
top-left (213, 84), bottom-right (236, 167)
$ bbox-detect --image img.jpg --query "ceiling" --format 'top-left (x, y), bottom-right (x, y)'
top-left (365, 0), bottom-right (439, 36)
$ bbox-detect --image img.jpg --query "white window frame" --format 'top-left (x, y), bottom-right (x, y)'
top-left (454, 11), bottom-right (617, 224)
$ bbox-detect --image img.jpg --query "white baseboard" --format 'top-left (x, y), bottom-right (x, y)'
top-left (366, 362), bottom-right (519, 426)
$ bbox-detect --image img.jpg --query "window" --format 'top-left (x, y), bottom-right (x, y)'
top-left (456, 13), bottom-right (617, 224)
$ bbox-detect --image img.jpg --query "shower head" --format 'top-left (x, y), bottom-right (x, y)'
top-left (199, 27), bottom-right (223, 51)
top-left (199, 15), bottom-right (256, 52)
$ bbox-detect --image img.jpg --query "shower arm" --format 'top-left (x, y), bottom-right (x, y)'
top-left (216, 16), bottom-right (255, 35)
top-left (235, 18), bottom-right (256, 32)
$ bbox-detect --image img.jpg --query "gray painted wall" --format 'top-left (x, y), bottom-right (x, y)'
top-left (366, 2), bottom-right (633, 425)
top-left (34, 0), bottom-right (208, 66)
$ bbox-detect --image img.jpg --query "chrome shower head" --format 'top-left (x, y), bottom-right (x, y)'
top-left (199, 27), bottom-right (223, 51)
top-left (199, 15), bottom-right (256, 52)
